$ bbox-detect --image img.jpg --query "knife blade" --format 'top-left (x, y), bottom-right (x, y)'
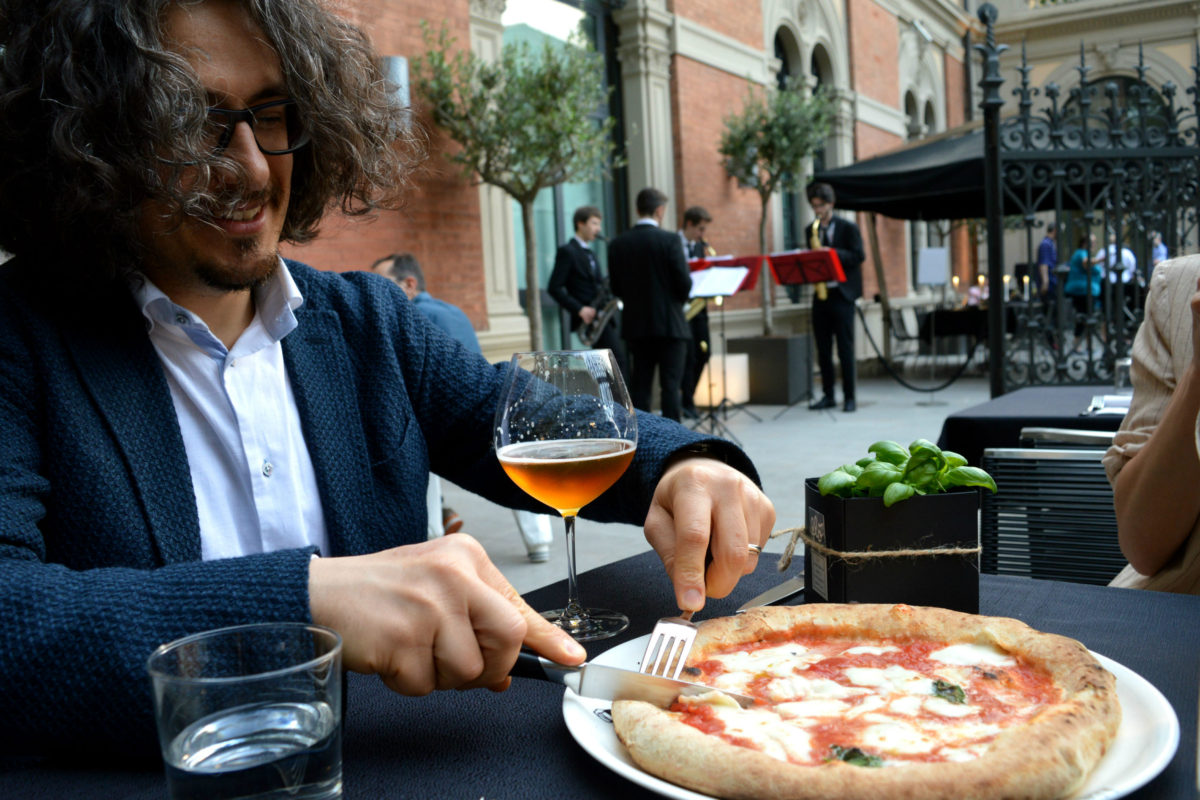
top-left (736, 576), bottom-right (806, 613)
top-left (511, 651), bottom-right (754, 708)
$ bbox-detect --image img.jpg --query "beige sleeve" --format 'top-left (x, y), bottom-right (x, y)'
top-left (1102, 256), bottom-right (1200, 594)
top-left (1103, 257), bottom-right (1200, 484)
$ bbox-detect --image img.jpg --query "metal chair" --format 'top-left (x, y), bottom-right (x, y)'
top-left (980, 446), bottom-right (1126, 585)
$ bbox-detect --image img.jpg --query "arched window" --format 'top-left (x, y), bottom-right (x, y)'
top-left (811, 45), bottom-right (834, 173)
top-left (904, 92), bottom-right (920, 141)
top-left (775, 30), bottom-right (802, 251)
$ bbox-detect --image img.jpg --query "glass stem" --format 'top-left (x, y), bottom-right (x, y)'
top-left (562, 514), bottom-right (586, 620)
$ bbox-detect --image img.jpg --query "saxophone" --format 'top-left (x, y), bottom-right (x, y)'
top-left (579, 279), bottom-right (620, 347)
top-left (810, 220), bottom-right (828, 301)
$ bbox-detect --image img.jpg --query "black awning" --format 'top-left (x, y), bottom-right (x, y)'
top-left (813, 121), bottom-right (991, 221)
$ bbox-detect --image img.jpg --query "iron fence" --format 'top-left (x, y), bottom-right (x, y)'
top-left (977, 3), bottom-right (1200, 392)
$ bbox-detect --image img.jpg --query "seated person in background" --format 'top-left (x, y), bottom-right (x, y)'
top-left (0, 0), bottom-right (775, 757)
top-left (372, 252), bottom-right (556, 563)
top-left (1103, 255), bottom-right (1200, 594)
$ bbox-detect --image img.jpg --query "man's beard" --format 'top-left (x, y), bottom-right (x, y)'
top-left (192, 236), bottom-right (279, 292)
top-left (191, 185), bottom-right (281, 291)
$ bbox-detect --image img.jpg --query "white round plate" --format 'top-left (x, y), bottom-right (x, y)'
top-left (562, 635), bottom-right (1179, 800)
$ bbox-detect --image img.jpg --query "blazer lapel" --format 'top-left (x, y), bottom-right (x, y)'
top-left (64, 292), bottom-right (201, 564)
top-left (282, 308), bottom-right (372, 556)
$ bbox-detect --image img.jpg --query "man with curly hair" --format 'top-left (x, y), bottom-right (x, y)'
top-left (0, 0), bottom-right (774, 757)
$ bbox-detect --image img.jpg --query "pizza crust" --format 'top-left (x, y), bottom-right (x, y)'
top-left (613, 604), bottom-right (1121, 800)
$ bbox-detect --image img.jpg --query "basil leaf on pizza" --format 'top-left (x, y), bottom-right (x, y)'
top-left (613, 604), bottom-right (1120, 800)
top-left (932, 680), bottom-right (966, 704)
top-left (827, 745), bottom-right (882, 768)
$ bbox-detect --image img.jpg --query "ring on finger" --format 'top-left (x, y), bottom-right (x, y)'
top-left (747, 543), bottom-right (763, 556)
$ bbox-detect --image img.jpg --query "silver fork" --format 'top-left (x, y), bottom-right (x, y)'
top-left (639, 610), bottom-right (698, 680)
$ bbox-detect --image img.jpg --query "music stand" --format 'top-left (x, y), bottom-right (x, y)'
top-left (687, 264), bottom-right (757, 442)
top-left (768, 249), bottom-right (846, 419)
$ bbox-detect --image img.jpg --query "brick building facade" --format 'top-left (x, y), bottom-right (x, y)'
top-left (284, 0), bottom-right (976, 363)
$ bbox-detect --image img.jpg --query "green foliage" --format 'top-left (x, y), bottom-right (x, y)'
top-left (413, 23), bottom-right (618, 349)
top-left (817, 439), bottom-right (998, 508)
top-left (718, 79), bottom-right (835, 335)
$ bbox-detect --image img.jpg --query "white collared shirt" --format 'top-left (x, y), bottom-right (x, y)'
top-left (130, 262), bottom-right (329, 560)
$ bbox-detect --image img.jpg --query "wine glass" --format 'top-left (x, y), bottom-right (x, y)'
top-left (495, 350), bottom-right (637, 641)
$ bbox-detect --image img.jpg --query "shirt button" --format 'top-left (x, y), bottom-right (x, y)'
top-left (262, 461), bottom-right (274, 478)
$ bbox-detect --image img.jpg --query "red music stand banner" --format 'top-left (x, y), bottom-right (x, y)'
top-left (688, 251), bottom-right (845, 292)
top-left (768, 249), bottom-right (846, 287)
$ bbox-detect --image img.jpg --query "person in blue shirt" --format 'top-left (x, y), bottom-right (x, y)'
top-left (1064, 232), bottom-right (1102, 350)
top-left (373, 253), bottom-right (481, 354)
top-left (1035, 224), bottom-right (1057, 297)
top-left (372, 252), bottom-right (556, 562)
top-left (1151, 231), bottom-right (1168, 270)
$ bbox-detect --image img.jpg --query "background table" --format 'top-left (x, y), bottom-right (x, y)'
top-left (938, 384), bottom-right (1126, 467)
top-left (5, 553), bottom-right (1197, 799)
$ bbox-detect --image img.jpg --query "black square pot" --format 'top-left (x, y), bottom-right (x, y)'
top-left (803, 478), bottom-right (980, 613)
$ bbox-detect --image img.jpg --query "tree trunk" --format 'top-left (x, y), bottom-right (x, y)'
top-left (520, 198), bottom-right (543, 350)
top-left (758, 196), bottom-right (774, 336)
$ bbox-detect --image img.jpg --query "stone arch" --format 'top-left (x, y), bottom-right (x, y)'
top-left (1035, 45), bottom-right (1192, 110)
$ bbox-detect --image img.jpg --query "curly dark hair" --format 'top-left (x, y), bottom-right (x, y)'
top-left (0, 0), bottom-right (422, 280)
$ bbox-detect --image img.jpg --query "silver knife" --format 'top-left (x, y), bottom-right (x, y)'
top-left (736, 576), bottom-right (806, 613)
top-left (512, 651), bottom-right (754, 708)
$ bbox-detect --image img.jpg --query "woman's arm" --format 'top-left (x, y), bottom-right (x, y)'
top-left (1112, 278), bottom-right (1200, 574)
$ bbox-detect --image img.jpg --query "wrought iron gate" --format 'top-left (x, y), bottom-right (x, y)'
top-left (976, 3), bottom-right (1200, 394)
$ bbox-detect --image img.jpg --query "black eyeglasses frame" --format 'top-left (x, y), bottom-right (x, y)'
top-left (205, 98), bottom-right (310, 156)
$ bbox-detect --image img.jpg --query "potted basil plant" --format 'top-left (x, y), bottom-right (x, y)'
top-left (803, 439), bottom-right (997, 614)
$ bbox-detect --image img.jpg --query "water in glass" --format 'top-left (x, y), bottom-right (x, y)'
top-left (164, 700), bottom-right (341, 800)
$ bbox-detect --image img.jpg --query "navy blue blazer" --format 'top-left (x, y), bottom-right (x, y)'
top-left (0, 259), bottom-right (757, 757)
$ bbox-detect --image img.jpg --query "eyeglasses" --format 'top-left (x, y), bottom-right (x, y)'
top-left (203, 99), bottom-right (310, 156)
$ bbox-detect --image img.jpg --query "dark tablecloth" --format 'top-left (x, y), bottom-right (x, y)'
top-left (4, 553), bottom-right (1197, 799)
top-left (938, 384), bottom-right (1126, 467)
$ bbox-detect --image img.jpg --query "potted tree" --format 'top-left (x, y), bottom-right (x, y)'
top-left (414, 24), bottom-right (618, 351)
top-left (718, 79), bottom-right (834, 404)
top-left (803, 439), bottom-right (996, 613)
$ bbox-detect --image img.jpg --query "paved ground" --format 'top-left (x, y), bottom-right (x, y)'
top-left (444, 374), bottom-right (991, 595)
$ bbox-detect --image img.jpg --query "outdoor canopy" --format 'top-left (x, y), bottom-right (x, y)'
top-left (812, 120), bottom-right (998, 221)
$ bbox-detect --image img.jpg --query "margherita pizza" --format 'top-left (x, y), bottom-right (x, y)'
top-left (612, 604), bottom-right (1120, 800)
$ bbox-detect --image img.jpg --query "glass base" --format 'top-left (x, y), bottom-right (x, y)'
top-left (542, 608), bottom-right (629, 642)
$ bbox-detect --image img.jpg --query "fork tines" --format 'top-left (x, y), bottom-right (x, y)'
top-left (640, 613), bottom-right (697, 680)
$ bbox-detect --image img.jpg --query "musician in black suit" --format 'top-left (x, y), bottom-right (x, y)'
top-left (548, 205), bottom-right (628, 380)
top-left (679, 206), bottom-right (713, 419)
top-left (609, 188), bottom-right (693, 421)
top-left (806, 182), bottom-right (866, 413)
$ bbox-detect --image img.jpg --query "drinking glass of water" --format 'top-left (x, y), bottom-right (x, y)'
top-left (147, 622), bottom-right (343, 800)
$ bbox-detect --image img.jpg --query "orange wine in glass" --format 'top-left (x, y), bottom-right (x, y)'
top-left (495, 350), bottom-right (636, 641)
